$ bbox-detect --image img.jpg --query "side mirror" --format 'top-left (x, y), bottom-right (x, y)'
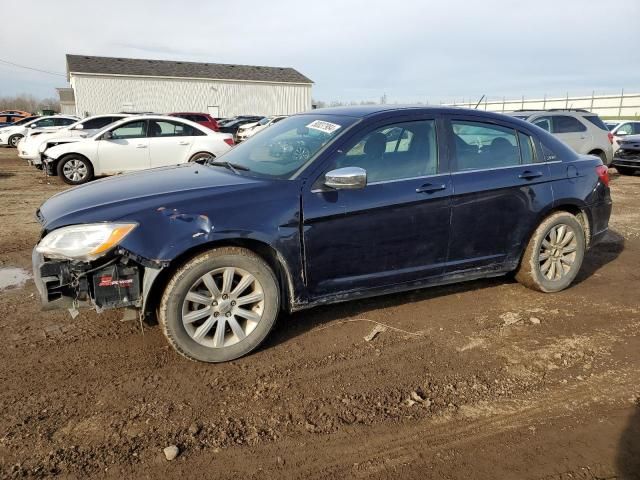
top-left (102, 131), bottom-right (113, 140)
top-left (324, 167), bottom-right (367, 190)
top-left (74, 124), bottom-right (84, 130)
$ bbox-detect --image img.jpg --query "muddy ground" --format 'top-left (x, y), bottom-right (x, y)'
top-left (0, 149), bottom-right (639, 479)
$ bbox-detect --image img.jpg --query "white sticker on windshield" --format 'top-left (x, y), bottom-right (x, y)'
top-left (306, 120), bottom-right (342, 134)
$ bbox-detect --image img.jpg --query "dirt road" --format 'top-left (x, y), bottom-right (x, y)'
top-left (1, 149), bottom-right (639, 479)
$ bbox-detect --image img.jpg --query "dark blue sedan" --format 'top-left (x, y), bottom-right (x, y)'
top-left (33, 106), bottom-right (612, 362)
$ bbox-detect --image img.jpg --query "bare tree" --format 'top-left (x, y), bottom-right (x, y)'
top-left (0, 94), bottom-right (60, 113)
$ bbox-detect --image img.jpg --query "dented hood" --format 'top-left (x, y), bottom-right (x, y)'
top-left (37, 163), bottom-right (266, 231)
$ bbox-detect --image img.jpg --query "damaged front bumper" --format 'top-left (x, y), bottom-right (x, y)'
top-left (32, 248), bottom-right (153, 313)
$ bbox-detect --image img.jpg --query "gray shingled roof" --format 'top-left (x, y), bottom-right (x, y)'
top-left (66, 54), bottom-right (313, 84)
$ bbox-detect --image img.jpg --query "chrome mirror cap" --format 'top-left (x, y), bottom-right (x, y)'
top-left (324, 167), bottom-right (367, 190)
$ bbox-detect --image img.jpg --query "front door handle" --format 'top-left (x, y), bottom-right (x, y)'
top-left (178, 141), bottom-right (190, 145)
top-left (416, 183), bottom-right (447, 194)
top-left (136, 144), bottom-right (148, 148)
top-left (518, 170), bottom-right (543, 180)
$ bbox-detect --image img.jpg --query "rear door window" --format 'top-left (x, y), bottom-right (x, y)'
top-left (148, 120), bottom-right (204, 137)
top-left (553, 116), bottom-right (587, 133)
top-left (451, 120), bottom-right (520, 171)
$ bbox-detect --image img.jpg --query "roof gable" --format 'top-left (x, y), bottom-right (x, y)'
top-left (66, 54), bottom-right (313, 84)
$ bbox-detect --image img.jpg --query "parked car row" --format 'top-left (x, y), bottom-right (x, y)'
top-left (18, 114), bottom-right (235, 184)
top-left (0, 115), bottom-right (79, 147)
top-left (0, 110), bottom-right (32, 127)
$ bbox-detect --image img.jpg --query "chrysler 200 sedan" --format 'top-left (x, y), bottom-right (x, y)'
top-left (32, 106), bottom-right (612, 363)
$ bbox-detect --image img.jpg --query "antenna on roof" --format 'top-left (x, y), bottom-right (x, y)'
top-left (474, 94), bottom-right (486, 109)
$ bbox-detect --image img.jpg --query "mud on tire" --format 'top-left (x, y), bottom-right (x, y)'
top-left (515, 211), bottom-right (586, 293)
top-left (159, 247), bottom-right (280, 363)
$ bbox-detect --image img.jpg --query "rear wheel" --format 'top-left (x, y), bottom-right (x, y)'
top-left (515, 212), bottom-right (586, 293)
top-left (8, 135), bottom-right (22, 148)
top-left (589, 150), bottom-right (608, 166)
top-left (615, 166), bottom-right (636, 176)
top-left (57, 155), bottom-right (94, 185)
top-left (159, 247), bottom-right (280, 363)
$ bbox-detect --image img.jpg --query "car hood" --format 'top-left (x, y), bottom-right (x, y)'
top-left (38, 163), bottom-right (267, 231)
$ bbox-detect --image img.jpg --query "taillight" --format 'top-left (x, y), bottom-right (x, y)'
top-left (224, 137), bottom-right (235, 146)
top-left (595, 165), bottom-right (609, 187)
top-left (608, 132), bottom-right (614, 144)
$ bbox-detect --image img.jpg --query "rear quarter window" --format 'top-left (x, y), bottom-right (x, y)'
top-left (584, 115), bottom-right (609, 131)
top-left (553, 116), bottom-right (587, 133)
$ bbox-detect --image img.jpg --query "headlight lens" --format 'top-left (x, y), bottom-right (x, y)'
top-left (36, 223), bottom-right (137, 261)
top-left (38, 143), bottom-right (48, 153)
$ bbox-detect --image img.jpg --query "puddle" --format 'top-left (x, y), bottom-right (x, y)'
top-left (0, 267), bottom-right (32, 290)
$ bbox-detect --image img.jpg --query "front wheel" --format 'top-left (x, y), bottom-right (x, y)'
top-left (159, 247), bottom-right (280, 362)
top-left (8, 135), bottom-right (23, 148)
top-left (57, 155), bottom-right (94, 185)
top-left (515, 212), bottom-right (586, 293)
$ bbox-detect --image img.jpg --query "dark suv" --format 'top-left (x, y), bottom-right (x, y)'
top-left (33, 106), bottom-right (612, 363)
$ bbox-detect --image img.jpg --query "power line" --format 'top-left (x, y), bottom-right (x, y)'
top-left (0, 58), bottom-right (66, 77)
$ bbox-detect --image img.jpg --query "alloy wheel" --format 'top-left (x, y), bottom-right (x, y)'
top-left (538, 223), bottom-right (578, 281)
top-left (62, 160), bottom-right (88, 182)
top-left (181, 267), bottom-right (265, 348)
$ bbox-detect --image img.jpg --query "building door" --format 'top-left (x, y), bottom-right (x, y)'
top-left (207, 106), bottom-right (220, 117)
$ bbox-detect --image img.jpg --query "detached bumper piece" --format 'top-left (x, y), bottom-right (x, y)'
top-left (32, 249), bottom-right (142, 312)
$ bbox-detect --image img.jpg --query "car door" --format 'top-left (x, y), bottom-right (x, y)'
top-left (96, 119), bottom-right (150, 174)
top-left (147, 119), bottom-right (196, 167)
top-left (302, 116), bottom-right (452, 296)
top-left (445, 115), bottom-right (553, 274)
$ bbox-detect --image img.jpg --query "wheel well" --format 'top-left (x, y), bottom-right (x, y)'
top-left (189, 151), bottom-right (216, 162)
top-left (142, 239), bottom-right (294, 323)
top-left (540, 205), bottom-right (591, 247)
top-left (588, 149), bottom-right (604, 157)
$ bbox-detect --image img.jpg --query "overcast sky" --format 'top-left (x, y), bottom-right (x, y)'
top-left (2, 0), bottom-right (639, 104)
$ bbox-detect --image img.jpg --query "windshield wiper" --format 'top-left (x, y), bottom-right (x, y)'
top-left (207, 160), bottom-right (250, 174)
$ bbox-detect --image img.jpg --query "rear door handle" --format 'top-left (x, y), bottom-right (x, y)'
top-left (518, 170), bottom-right (543, 180)
top-left (178, 141), bottom-right (190, 145)
top-left (136, 144), bottom-right (147, 148)
top-left (416, 183), bottom-right (447, 194)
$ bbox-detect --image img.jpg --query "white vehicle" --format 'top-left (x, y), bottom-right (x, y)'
top-left (607, 120), bottom-right (640, 152)
top-left (19, 114), bottom-right (131, 166)
top-left (0, 115), bottom-right (78, 148)
top-left (43, 115), bottom-right (234, 185)
top-left (507, 109), bottom-right (614, 165)
top-left (236, 116), bottom-right (287, 142)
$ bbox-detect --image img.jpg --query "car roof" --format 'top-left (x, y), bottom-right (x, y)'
top-left (299, 105), bottom-right (525, 122)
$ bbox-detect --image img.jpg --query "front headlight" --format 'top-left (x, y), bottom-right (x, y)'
top-left (39, 143), bottom-right (48, 153)
top-left (36, 223), bottom-right (137, 261)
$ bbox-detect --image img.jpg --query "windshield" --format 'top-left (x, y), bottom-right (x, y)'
top-left (257, 117), bottom-right (271, 126)
top-left (213, 114), bottom-right (358, 179)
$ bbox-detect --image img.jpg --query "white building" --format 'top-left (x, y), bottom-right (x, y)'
top-left (60, 54), bottom-right (313, 118)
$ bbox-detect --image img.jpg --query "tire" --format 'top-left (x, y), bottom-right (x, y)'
top-left (56, 155), bottom-right (94, 185)
top-left (159, 247), bottom-right (280, 363)
top-left (515, 212), bottom-right (586, 293)
top-left (8, 135), bottom-right (22, 148)
top-left (189, 152), bottom-right (215, 164)
top-left (615, 166), bottom-right (636, 176)
top-left (590, 150), bottom-right (608, 166)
